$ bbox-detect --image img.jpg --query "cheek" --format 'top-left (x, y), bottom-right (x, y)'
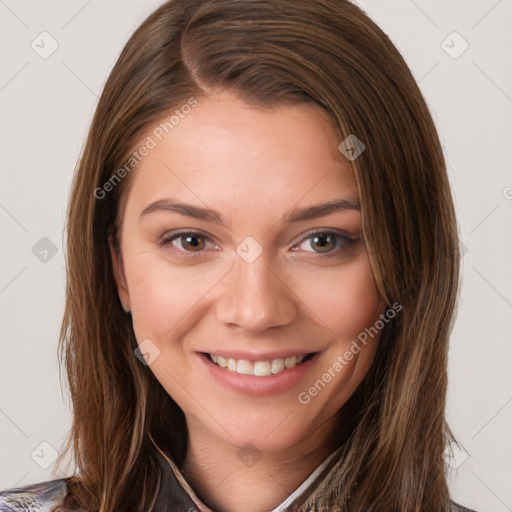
top-left (124, 255), bottom-right (198, 340)
top-left (293, 259), bottom-right (381, 423)
top-left (124, 251), bottom-right (232, 343)
top-left (293, 256), bottom-right (380, 339)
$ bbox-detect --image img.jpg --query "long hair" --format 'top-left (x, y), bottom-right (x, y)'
top-left (56, 1), bottom-right (461, 510)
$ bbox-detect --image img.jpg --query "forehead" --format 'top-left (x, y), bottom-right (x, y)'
top-left (125, 92), bottom-right (358, 220)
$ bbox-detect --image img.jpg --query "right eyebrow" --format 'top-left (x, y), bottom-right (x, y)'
top-left (140, 199), bottom-right (231, 227)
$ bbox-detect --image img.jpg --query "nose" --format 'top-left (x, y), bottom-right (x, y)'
top-left (215, 253), bottom-right (299, 333)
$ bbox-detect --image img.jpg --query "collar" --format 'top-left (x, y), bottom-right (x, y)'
top-left (266, 449), bottom-right (339, 512)
top-left (149, 434), bottom-right (342, 512)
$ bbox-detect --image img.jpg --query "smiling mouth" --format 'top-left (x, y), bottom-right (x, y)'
top-left (203, 352), bottom-right (317, 377)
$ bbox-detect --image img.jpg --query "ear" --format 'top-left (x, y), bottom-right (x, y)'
top-left (109, 234), bottom-right (130, 312)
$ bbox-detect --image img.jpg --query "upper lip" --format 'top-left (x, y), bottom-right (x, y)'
top-left (196, 349), bottom-right (319, 361)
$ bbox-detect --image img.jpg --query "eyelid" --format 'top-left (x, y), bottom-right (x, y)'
top-left (159, 228), bottom-right (354, 242)
top-left (291, 228), bottom-right (356, 248)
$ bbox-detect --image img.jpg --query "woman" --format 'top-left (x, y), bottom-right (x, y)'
top-left (0, 0), bottom-right (477, 510)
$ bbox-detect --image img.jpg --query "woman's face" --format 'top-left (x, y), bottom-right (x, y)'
top-left (112, 91), bottom-right (383, 452)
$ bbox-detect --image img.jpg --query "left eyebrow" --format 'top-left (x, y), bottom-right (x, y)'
top-left (284, 199), bottom-right (360, 223)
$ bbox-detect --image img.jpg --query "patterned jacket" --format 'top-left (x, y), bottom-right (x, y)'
top-left (0, 446), bottom-right (478, 512)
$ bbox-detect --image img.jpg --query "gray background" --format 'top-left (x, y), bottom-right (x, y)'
top-left (0, 1), bottom-right (511, 511)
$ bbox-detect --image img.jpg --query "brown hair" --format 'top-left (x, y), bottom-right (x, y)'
top-left (57, 1), bottom-right (461, 510)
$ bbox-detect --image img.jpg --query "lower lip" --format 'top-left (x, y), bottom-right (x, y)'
top-left (197, 353), bottom-right (320, 396)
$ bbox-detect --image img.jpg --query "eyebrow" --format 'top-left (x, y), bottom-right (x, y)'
top-left (139, 197), bottom-right (360, 227)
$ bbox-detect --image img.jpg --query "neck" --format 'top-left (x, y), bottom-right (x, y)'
top-left (181, 413), bottom-right (351, 512)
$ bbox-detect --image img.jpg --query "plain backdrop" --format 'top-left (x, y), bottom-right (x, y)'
top-left (0, 1), bottom-right (511, 511)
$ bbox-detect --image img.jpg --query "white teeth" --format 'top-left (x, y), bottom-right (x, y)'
top-left (236, 360), bottom-right (253, 375)
top-left (271, 358), bottom-right (285, 374)
top-left (284, 355), bottom-right (296, 368)
top-left (253, 361), bottom-right (272, 376)
top-left (208, 353), bottom-right (310, 376)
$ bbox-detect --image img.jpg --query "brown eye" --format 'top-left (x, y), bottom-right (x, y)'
top-left (179, 234), bottom-right (205, 251)
top-left (309, 233), bottom-right (336, 253)
top-left (293, 230), bottom-right (357, 257)
top-left (159, 230), bottom-right (220, 256)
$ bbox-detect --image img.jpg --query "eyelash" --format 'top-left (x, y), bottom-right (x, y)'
top-left (159, 229), bottom-right (357, 259)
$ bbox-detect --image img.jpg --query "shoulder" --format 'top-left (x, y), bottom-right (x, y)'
top-left (451, 500), bottom-right (478, 512)
top-left (0, 479), bottom-right (477, 512)
top-left (0, 478), bottom-right (89, 512)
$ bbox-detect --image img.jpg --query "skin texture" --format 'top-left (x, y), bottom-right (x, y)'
top-left (111, 91), bottom-right (384, 512)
